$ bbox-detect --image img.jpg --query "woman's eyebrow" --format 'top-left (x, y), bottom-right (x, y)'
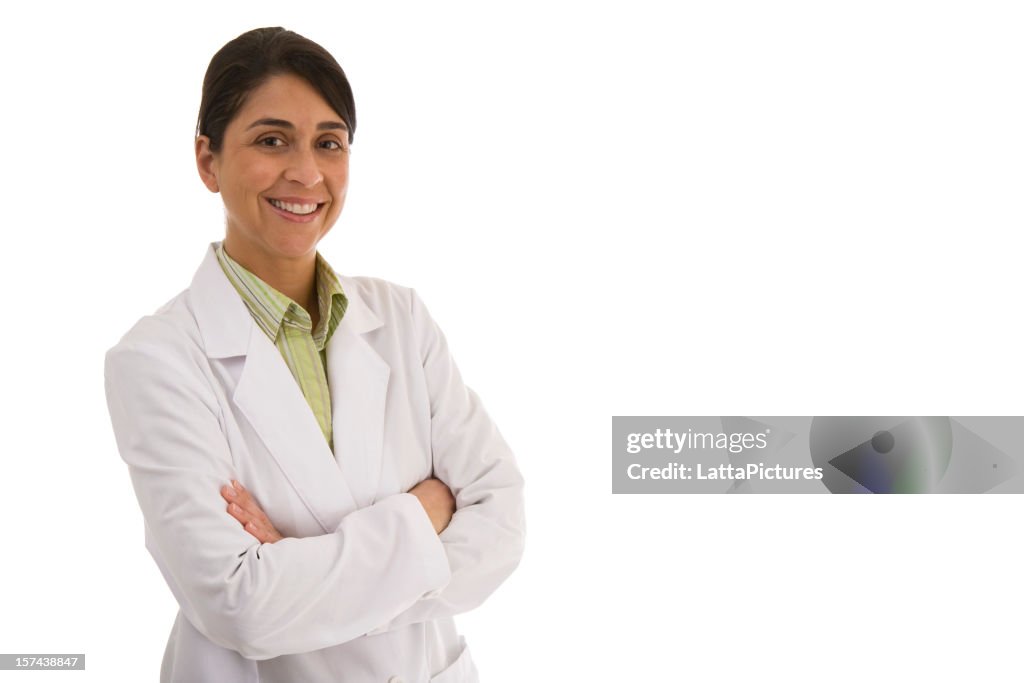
top-left (245, 118), bottom-right (348, 131)
top-left (316, 121), bottom-right (348, 131)
top-left (246, 117), bottom-right (292, 130)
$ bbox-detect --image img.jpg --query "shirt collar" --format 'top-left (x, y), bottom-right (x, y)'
top-left (215, 242), bottom-right (348, 349)
top-left (313, 250), bottom-right (349, 348)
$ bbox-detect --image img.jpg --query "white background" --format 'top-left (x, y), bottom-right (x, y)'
top-left (2, 1), bottom-right (1022, 681)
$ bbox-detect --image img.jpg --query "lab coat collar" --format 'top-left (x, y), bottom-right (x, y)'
top-left (188, 243), bottom-right (253, 359)
top-left (187, 242), bottom-right (392, 529)
top-left (188, 243), bottom-right (386, 357)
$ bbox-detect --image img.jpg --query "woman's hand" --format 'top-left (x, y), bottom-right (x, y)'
top-left (408, 477), bottom-right (456, 535)
top-left (221, 480), bottom-right (285, 544)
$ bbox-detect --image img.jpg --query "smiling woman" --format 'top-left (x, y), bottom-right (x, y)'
top-left (104, 27), bottom-right (525, 683)
top-left (196, 73), bottom-right (351, 323)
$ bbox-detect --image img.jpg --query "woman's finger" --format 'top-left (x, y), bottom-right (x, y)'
top-left (245, 520), bottom-right (269, 543)
top-left (222, 480), bottom-right (285, 543)
top-left (221, 485), bottom-right (256, 525)
top-left (220, 483), bottom-right (241, 505)
top-left (231, 505), bottom-right (270, 543)
top-left (232, 482), bottom-right (276, 526)
top-left (226, 502), bottom-right (250, 525)
top-left (230, 480), bottom-right (261, 515)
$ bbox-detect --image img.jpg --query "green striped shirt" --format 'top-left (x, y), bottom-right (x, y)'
top-left (215, 242), bottom-right (348, 450)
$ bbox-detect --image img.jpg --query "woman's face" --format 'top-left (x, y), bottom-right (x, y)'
top-left (196, 73), bottom-right (350, 265)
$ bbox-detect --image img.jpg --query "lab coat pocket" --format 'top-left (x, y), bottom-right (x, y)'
top-left (430, 637), bottom-right (478, 683)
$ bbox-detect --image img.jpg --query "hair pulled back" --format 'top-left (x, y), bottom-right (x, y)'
top-left (197, 27), bottom-right (356, 152)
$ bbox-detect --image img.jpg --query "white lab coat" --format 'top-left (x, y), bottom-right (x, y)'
top-left (104, 243), bottom-right (525, 683)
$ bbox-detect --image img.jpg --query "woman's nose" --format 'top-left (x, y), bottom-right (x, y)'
top-left (283, 148), bottom-right (323, 188)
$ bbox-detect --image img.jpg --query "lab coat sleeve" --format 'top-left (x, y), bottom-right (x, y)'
top-left (104, 323), bottom-right (451, 660)
top-left (371, 289), bottom-right (526, 632)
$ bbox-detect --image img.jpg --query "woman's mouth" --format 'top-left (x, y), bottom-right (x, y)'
top-left (266, 197), bottom-right (325, 223)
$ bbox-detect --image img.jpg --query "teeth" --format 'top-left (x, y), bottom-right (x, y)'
top-left (269, 199), bottom-right (319, 215)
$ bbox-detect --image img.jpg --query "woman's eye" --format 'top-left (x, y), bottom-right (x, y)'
top-left (258, 136), bottom-right (284, 147)
top-left (319, 139), bottom-right (346, 151)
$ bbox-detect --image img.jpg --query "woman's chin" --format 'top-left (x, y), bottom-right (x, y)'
top-left (266, 220), bottom-right (335, 256)
top-left (268, 236), bottom-right (322, 260)
top-left (225, 219), bottom-right (334, 264)
top-left (252, 229), bottom-right (324, 262)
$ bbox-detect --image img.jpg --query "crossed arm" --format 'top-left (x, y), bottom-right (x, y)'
top-left (222, 477), bottom-right (456, 543)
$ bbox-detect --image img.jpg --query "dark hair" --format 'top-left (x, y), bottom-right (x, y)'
top-left (197, 27), bottom-right (356, 152)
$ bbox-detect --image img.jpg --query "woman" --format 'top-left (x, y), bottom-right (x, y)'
top-left (104, 27), bottom-right (525, 683)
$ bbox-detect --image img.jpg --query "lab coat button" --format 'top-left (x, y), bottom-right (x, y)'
top-left (387, 677), bottom-right (405, 683)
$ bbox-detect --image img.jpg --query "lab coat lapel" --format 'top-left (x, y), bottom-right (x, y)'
top-left (189, 244), bottom-right (358, 534)
top-left (233, 328), bottom-right (359, 531)
top-left (328, 277), bottom-right (391, 509)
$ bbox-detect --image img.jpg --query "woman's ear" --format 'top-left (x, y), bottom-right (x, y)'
top-left (195, 135), bottom-right (220, 193)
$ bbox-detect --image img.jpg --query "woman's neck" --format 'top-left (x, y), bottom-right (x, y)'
top-left (222, 236), bottom-right (319, 323)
